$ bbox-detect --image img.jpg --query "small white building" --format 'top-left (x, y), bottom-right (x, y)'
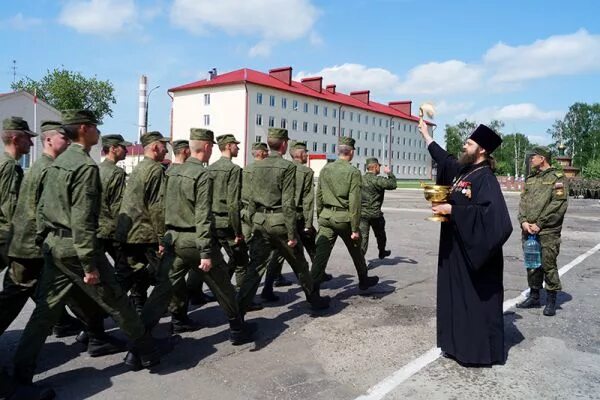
top-left (0, 90), bottom-right (101, 167)
top-left (169, 66), bottom-right (434, 178)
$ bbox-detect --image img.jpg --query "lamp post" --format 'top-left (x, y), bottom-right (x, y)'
top-left (145, 85), bottom-right (160, 133)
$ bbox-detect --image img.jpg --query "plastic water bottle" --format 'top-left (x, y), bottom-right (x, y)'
top-left (523, 234), bottom-right (541, 269)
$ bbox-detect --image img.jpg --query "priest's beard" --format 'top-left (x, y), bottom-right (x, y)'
top-left (458, 151), bottom-right (478, 166)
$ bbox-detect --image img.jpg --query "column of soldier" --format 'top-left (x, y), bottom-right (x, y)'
top-left (0, 110), bottom-right (394, 400)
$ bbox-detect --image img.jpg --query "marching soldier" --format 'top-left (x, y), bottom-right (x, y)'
top-left (311, 137), bottom-right (379, 296)
top-left (359, 157), bottom-right (396, 259)
top-left (237, 128), bottom-right (330, 313)
top-left (517, 146), bottom-right (568, 316)
top-left (241, 142), bottom-right (268, 239)
top-left (163, 128), bottom-right (252, 343)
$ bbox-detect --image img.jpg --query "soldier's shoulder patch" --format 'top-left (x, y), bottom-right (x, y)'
top-left (554, 182), bottom-right (564, 189)
top-left (555, 171), bottom-right (564, 178)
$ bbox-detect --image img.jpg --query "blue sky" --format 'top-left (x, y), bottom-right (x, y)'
top-left (1, 0), bottom-right (599, 145)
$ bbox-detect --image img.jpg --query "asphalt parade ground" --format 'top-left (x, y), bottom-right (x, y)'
top-left (1, 189), bottom-right (599, 400)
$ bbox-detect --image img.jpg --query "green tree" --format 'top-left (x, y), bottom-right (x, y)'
top-left (11, 67), bottom-right (116, 122)
top-left (444, 119), bottom-right (477, 157)
top-left (583, 159), bottom-right (600, 179)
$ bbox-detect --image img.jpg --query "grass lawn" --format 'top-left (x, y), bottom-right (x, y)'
top-left (396, 180), bottom-right (434, 189)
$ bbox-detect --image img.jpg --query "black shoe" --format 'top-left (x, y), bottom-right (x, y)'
top-left (87, 334), bottom-right (128, 357)
top-left (229, 317), bottom-right (255, 345)
top-left (358, 276), bottom-right (379, 290)
top-left (516, 289), bottom-right (541, 309)
top-left (307, 293), bottom-right (331, 310)
top-left (260, 290), bottom-right (280, 302)
top-left (246, 301), bottom-right (264, 312)
top-left (273, 276), bottom-right (293, 287)
top-left (8, 383), bottom-right (55, 400)
top-left (170, 317), bottom-right (201, 334)
top-left (323, 273), bottom-right (333, 282)
top-left (543, 291), bottom-right (557, 316)
top-left (52, 317), bottom-right (84, 338)
top-left (125, 333), bottom-right (161, 370)
top-left (75, 330), bottom-right (89, 345)
top-left (378, 250), bottom-right (391, 259)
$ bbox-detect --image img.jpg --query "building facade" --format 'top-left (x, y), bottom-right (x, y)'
top-left (169, 67), bottom-right (434, 178)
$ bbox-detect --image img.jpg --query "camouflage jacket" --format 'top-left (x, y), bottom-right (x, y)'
top-left (293, 161), bottom-right (315, 228)
top-left (116, 157), bottom-right (165, 244)
top-left (37, 144), bottom-right (102, 273)
top-left (0, 152), bottom-right (23, 242)
top-left (98, 159), bottom-right (127, 240)
top-left (518, 167), bottom-right (568, 235)
top-left (361, 171), bottom-right (397, 219)
top-left (164, 157), bottom-right (214, 259)
top-left (8, 153), bottom-right (53, 258)
top-left (208, 156), bottom-right (242, 235)
top-left (248, 153), bottom-right (297, 241)
top-left (316, 159), bottom-right (362, 232)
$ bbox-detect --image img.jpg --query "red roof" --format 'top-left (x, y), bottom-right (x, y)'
top-left (169, 68), bottom-right (434, 125)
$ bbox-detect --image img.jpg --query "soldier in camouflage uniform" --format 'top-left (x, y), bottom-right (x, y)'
top-left (311, 137), bottom-right (379, 296)
top-left (168, 140), bottom-right (190, 173)
top-left (237, 128), bottom-right (330, 313)
top-left (359, 157), bottom-right (396, 259)
top-left (98, 134), bottom-right (130, 261)
top-left (241, 142), bottom-right (268, 240)
top-left (517, 146), bottom-right (568, 316)
top-left (163, 128), bottom-right (252, 343)
top-left (0, 117), bottom-right (36, 272)
top-left (10, 110), bottom-right (160, 398)
top-left (115, 131), bottom-right (172, 328)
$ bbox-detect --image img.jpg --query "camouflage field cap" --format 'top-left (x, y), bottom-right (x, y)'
top-left (532, 146), bottom-right (552, 161)
top-left (252, 142), bottom-right (268, 151)
top-left (268, 128), bottom-right (289, 140)
top-left (366, 157), bottom-right (380, 166)
top-left (216, 134), bottom-right (240, 146)
top-left (290, 140), bottom-right (308, 151)
top-left (190, 128), bottom-right (215, 143)
top-left (338, 136), bottom-right (356, 149)
top-left (61, 109), bottom-right (100, 126)
top-left (141, 131), bottom-right (169, 147)
top-left (102, 134), bottom-right (132, 148)
top-left (171, 139), bottom-right (189, 152)
top-left (3, 116), bottom-right (37, 136)
top-left (40, 120), bottom-right (65, 134)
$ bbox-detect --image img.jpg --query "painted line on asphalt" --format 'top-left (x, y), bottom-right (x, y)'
top-left (355, 241), bottom-right (600, 400)
top-left (381, 207), bottom-right (430, 213)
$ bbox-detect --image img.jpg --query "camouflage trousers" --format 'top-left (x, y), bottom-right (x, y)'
top-left (359, 215), bottom-right (388, 256)
top-left (524, 231), bottom-right (563, 291)
top-left (265, 218), bottom-right (316, 282)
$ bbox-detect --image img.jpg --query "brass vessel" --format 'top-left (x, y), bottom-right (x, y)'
top-left (421, 183), bottom-right (451, 222)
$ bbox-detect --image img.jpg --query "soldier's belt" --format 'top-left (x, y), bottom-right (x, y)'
top-left (324, 206), bottom-right (347, 212)
top-left (52, 228), bottom-right (73, 238)
top-left (255, 206), bottom-right (283, 213)
top-left (166, 226), bottom-right (195, 233)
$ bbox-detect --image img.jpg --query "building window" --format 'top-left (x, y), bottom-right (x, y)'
top-left (341, 110), bottom-right (346, 120)
top-left (350, 129), bottom-right (354, 138)
top-left (403, 138), bottom-right (406, 145)
top-left (324, 106), bottom-right (328, 117)
top-left (282, 97), bottom-right (287, 109)
top-left (322, 143), bottom-right (327, 152)
top-left (333, 108), bottom-right (338, 119)
top-left (384, 150), bottom-right (388, 158)
top-left (357, 131), bottom-right (361, 140)
top-left (313, 142), bottom-right (318, 152)
top-left (371, 149), bottom-right (375, 156)
top-left (378, 149), bottom-right (382, 157)
top-left (293, 100), bottom-right (299, 111)
top-left (385, 120), bottom-right (389, 128)
top-left (357, 113), bottom-right (361, 123)
top-left (332, 126), bottom-right (337, 136)
top-left (256, 114), bottom-right (263, 126)
top-left (323, 125), bottom-right (328, 134)
top-left (269, 95), bottom-right (275, 107)
top-left (356, 147), bottom-right (360, 156)
top-left (204, 93), bottom-right (210, 105)
top-left (350, 112), bottom-right (354, 121)
top-left (371, 132), bottom-right (375, 141)
top-left (379, 118), bottom-right (382, 127)
top-left (402, 165), bottom-right (406, 174)
top-left (379, 134), bottom-right (382, 143)
top-left (281, 118), bottom-right (287, 129)
top-left (314, 105), bottom-right (319, 115)
top-left (292, 120), bottom-right (298, 130)
top-left (203, 114), bottom-right (210, 126)
top-left (313, 123), bottom-right (318, 133)
top-left (341, 127), bottom-right (345, 136)
top-left (257, 93), bottom-right (263, 104)
top-left (332, 143), bottom-right (336, 153)
top-left (303, 122), bottom-right (308, 132)
top-left (385, 136), bottom-right (388, 143)
top-left (268, 116), bottom-right (275, 127)
top-left (256, 135), bottom-right (262, 143)
top-left (304, 102), bottom-right (309, 113)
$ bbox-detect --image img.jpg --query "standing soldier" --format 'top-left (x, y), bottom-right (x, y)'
top-left (115, 131), bottom-right (172, 328)
top-left (359, 157), bottom-right (396, 260)
top-left (10, 110), bottom-right (160, 398)
top-left (237, 128), bottom-right (330, 313)
top-left (0, 117), bottom-right (36, 272)
top-left (241, 142), bottom-right (268, 240)
top-left (169, 140), bottom-right (190, 173)
top-left (98, 134), bottom-right (131, 261)
top-left (311, 137), bottom-right (379, 296)
top-left (517, 146), bottom-right (568, 316)
top-left (207, 134), bottom-right (247, 288)
top-left (164, 128), bottom-right (252, 343)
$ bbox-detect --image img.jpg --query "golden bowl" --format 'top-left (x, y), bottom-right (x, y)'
top-left (422, 184), bottom-right (451, 203)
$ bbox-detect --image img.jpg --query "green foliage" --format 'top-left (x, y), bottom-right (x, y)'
top-left (444, 119), bottom-right (477, 157)
top-left (11, 68), bottom-right (116, 123)
top-left (583, 159), bottom-right (600, 179)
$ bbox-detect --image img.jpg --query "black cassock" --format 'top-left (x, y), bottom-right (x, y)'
top-left (429, 142), bottom-right (513, 365)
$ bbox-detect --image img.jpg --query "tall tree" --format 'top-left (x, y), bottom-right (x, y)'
top-left (11, 68), bottom-right (116, 123)
top-left (444, 119), bottom-right (478, 157)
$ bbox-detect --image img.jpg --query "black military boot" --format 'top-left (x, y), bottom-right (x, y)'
top-left (273, 274), bottom-right (293, 287)
top-left (87, 333), bottom-right (128, 357)
top-left (260, 287), bottom-right (280, 302)
top-left (124, 333), bottom-right (161, 371)
top-left (358, 275), bottom-right (379, 290)
top-left (516, 288), bottom-right (541, 308)
top-left (229, 316), bottom-right (254, 345)
top-left (170, 315), bottom-right (201, 334)
top-left (378, 250), bottom-right (391, 259)
top-left (543, 291), bottom-right (557, 316)
top-left (306, 283), bottom-right (331, 310)
top-left (323, 273), bottom-right (333, 282)
top-left (52, 310), bottom-right (84, 338)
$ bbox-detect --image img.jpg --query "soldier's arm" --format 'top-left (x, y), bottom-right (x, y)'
top-left (146, 167), bottom-right (166, 243)
top-left (70, 165), bottom-right (102, 273)
top-left (0, 163), bottom-right (18, 222)
top-left (376, 173), bottom-right (397, 190)
top-left (35, 167), bottom-right (51, 240)
top-left (282, 164), bottom-right (297, 241)
top-left (537, 176), bottom-right (568, 230)
top-left (517, 183), bottom-right (528, 225)
top-left (194, 171), bottom-right (213, 259)
top-left (349, 169), bottom-right (362, 232)
top-left (108, 169), bottom-right (127, 221)
top-left (302, 169), bottom-right (315, 228)
top-left (316, 174), bottom-right (323, 218)
top-left (228, 166), bottom-right (243, 237)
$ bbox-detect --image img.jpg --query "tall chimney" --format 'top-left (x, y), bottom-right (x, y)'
top-left (138, 75), bottom-right (147, 140)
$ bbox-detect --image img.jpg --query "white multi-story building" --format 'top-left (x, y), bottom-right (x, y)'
top-left (169, 66), bottom-right (434, 178)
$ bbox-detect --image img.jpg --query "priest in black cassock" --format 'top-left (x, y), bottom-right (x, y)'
top-left (418, 121), bottom-right (513, 366)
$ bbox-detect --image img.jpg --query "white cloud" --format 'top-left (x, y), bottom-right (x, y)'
top-left (396, 60), bottom-right (485, 96)
top-left (249, 41), bottom-right (272, 57)
top-left (58, 0), bottom-right (137, 35)
top-left (435, 100), bottom-right (475, 115)
top-left (461, 103), bottom-right (563, 122)
top-left (485, 29), bottom-right (600, 83)
top-left (5, 13), bottom-right (42, 30)
top-left (170, 0), bottom-right (320, 56)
